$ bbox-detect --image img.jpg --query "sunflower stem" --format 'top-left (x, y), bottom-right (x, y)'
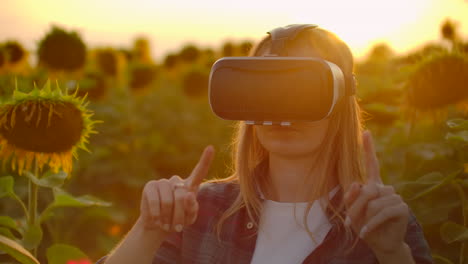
top-left (27, 160), bottom-right (40, 257)
top-left (28, 183), bottom-right (38, 225)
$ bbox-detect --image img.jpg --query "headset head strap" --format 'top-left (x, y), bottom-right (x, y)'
top-left (267, 24), bottom-right (318, 56)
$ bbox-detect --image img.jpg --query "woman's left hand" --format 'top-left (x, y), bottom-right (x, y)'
top-left (344, 131), bottom-right (410, 257)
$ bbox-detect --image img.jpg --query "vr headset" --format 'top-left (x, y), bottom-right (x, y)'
top-left (208, 24), bottom-right (356, 126)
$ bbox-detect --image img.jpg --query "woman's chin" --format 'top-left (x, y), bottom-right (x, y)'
top-left (255, 123), bottom-right (326, 159)
top-left (263, 140), bottom-right (319, 159)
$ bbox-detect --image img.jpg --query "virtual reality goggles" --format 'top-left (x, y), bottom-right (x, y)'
top-left (208, 24), bottom-right (356, 126)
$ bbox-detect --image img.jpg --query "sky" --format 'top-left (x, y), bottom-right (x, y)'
top-left (1, 0), bottom-right (468, 62)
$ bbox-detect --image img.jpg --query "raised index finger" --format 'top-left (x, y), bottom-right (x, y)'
top-left (186, 145), bottom-right (215, 190)
top-left (363, 130), bottom-right (382, 185)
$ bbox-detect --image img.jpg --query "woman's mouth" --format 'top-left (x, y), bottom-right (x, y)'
top-left (265, 125), bottom-right (299, 133)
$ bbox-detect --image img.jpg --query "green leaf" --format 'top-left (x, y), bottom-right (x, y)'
top-left (363, 103), bottom-right (399, 114)
top-left (0, 216), bottom-right (18, 231)
top-left (46, 243), bottom-right (89, 264)
top-left (24, 171), bottom-right (68, 188)
top-left (440, 221), bottom-right (468, 244)
top-left (0, 234), bottom-right (39, 264)
top-left (362, 103), bottom-right (399, 121)
top-left (400, 171), bottom-right (444, 199)
top-left (41, 188), bottom-right (112, 222)
top-left (401, 171), bottom-right (460, 200)
top-left (446, 131), bottom-right (468, 144)
top-left (0, 176), bottom-right (15, 198)
top-left (413, 199), bottom-right (459, 225)
top-left (0, 227), bottom-right (16, 240)
top-left (408, 143), bottom-right (453, 161)
top-left (21, 223), bottom-right (43, 250)
top-left (447, 118), bottom-right (468, 131)
top-left (51, 188), bottom-right (111, 208)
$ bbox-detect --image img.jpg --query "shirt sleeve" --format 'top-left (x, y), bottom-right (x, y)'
top-left (405, 209), bottom-right (434, 264)
top-left (152, 227), bottom-right (183, 264)
top-left (93, 231), bottom-right (182, 264)
top-left (94, 182), bottom-right (223, 264)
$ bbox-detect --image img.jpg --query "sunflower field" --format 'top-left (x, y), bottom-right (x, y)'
top-left (0, 21), bottom-right (467, 264)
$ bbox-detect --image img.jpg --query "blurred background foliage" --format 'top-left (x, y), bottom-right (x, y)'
top-left (0, 18), bottom-right (467, 263)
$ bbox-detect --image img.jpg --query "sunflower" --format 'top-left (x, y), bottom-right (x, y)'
top-left (182, 67), bottom-right (209, 98)
top-left (3, 41), bottom-right (29, 74)
top-left (406, 51), bottom-right (468, 111)
top-left (38, 26), bottom-right (87, 72)
top-left (95, 49), bottom-right (119, 77)
top-left (75, 72), bottom-right (108, 101)
top-left (129, 63), bottom-right (156, 92)
top-left (403, 50), bottom-right (468, 123)
top-left (0, 81), bottom-right (98, 175)
top-left (133, 37), bottom-right (152, 64)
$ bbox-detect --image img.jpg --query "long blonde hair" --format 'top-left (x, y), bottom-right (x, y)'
top-left (209, 27), bottom-right (367, 244)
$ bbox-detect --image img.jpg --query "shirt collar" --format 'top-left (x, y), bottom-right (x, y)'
top-left (252, 160), bottom-right (341, 202)
top-left (251, 161), bottom-right (345, 221)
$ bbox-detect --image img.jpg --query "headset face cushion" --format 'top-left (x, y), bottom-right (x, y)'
top-left (209, 57), bottom-right (345, 123)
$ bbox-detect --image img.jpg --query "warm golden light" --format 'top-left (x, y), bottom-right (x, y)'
top-left (1, 0), bottom-right (467, 60)
top-left (289, 0), bottom-right (468, 58)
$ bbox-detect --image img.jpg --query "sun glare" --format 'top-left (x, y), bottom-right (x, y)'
top-left (289, 0), bottom-right (430, 57)
top-left (2, 0), bottom-right (468, 59)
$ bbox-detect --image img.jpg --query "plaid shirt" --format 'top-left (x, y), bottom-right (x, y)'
top-left (97, 181), bottom-right (434, 264)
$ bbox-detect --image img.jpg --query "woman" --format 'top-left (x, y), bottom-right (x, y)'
top-left (98, 25), bottom-right (433, 264)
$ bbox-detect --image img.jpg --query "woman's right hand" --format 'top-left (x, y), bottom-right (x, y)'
top-left (139, 146), bottom-right (215, 233)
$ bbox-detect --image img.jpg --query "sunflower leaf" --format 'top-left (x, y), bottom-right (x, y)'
top-left (446, 131), bottom-right (468, 144)
top-left (0, 176), bottom-right (15, 198)
top-left (51, 188), bottom-right (112, 208)
top-left (440, 221), bottom-right (468, 244)
top-left (24, 171), bottom-right (67, 188)
top-left (0, 234), bottom-right (39, 264)
top-left (46, 243), bottom-right (89, 264)
top-left (23, 172), bottom-right (40, 185)
top-left (20, 223), bottom-right (42, 250)
top-left (39, 190), bottom-right (111, 223)
top-left (401, 170), bottom-right (460, 200)
top-left (447, 118), bottom-right (468, 131)
top-left (0, 227), bottom-right (16, 240)
top-left (0, 216), bottom-right (19, 231)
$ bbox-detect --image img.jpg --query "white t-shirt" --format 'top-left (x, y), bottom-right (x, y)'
top-left (251, 187), bottom-right (339, 264)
